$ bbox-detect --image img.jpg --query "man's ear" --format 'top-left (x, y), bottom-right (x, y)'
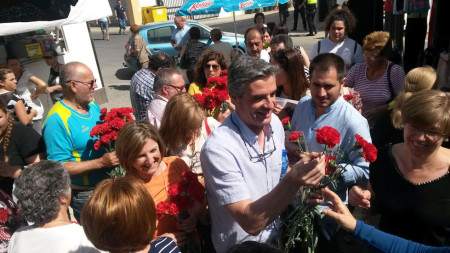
top-left (340, 77), bottom-right (347, 87)
top-left (68, 81), bottom-right (78, 93)
top-left (161, 85), bottom-right (170, 97)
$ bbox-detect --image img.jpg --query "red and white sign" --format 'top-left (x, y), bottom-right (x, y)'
top-left (188, 0), bottom-right (214, 13)
top-left (239, 0), bottom-right (255, 9)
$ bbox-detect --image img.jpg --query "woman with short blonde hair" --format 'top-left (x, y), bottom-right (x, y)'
top-left (81, 177), bottom-right (181, 253)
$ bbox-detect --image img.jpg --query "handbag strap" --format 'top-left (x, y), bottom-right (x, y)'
top-left (204, 117), bottom-right (211, 136)
top-left (387, 62), bottom-right (395, 101)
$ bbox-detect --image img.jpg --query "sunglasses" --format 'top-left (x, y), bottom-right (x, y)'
top-left (204, 64), bottom-right (220, 70)
top-left (167, 84), bottom-right (185, 93)
top-left (66, 79), bottom-right (96, 89)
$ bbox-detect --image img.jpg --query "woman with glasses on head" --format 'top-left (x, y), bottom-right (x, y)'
top-left (348, 90), bottom-right (450, 247)
top-left (43, 49), bottom-right (63, 104)
top-left (6, 56), bottom-right (46, 134)
top-left (345, 31), bottom-right (405, 128)
top-left (115, 121), bottom-right (205, 245)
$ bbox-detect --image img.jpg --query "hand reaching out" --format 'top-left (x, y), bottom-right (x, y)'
top-left (322, 187), bottom-right (357, 232)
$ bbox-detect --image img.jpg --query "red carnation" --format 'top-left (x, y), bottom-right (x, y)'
top-left (281, 117), bottom-right (290, 125)
top-left (156, 201), bottom-right (170, 219)
top-left (168, 184), bottom-right (181, 199)
top-left (316, 126), bottom-right (340, 149)
top-left (343, 94), bottom-right (354, 101)
top-left (187, 182), bottom-right (205, 203)
top-left (362, 142), bottom-right (377, 162)
top-left (168, 202), bottom-right (179, 217)
top-left (174, 195), bottom-right (193, 212)
top-left (289, 131), bottom-right (301, 142)
top-left (220, 70), bottom-right (228, 76)
top-left (182, 171), bottom-right (198, 183)
top-left (93, 140), bottom-right (102, 150)
top-left (0, 210), bottom-right (8, 223)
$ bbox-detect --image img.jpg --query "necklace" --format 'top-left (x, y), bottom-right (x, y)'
top-left (148, 162), bottom-right (169, 200)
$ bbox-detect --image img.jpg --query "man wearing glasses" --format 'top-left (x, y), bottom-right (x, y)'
top-left (290, 53), bottom-right (371, 252)
top-left (146, 68), bottom-right (186, 128)
top-left (42, 62), bottom-right (119, 222)
top-left (200, 56), bottom-right (326, 253)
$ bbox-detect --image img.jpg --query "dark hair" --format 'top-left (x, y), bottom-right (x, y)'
top-left (210, 28), bottom-right (222, 41)
top-left (272, 49), bottom-right (308, 100)
top-left (254, 12), bottom-right (265, 24)
top-left (310, 53), bottom-right (346, 81)
top-left (193, 51), bottom-right (227, 87)
top-left (324, 8), bottom-right (357, 35)
top-left (44, 49), bottom-right (58, 57)
top-left (266, 22), bottom-right (276, 34)
top-left (244, 27), bottom-right (263, 42)
top-left (272, 23), bottom-right (289, 36)
top-left (189, 26), bottom-right (201, 40)
top-left (0, 68), bottom-right (13, 82)
top-left (148, 52), bottom-right (176, 71)
top-left (260, 27), bottom-right (272, 37)
top-left (0, 98), bottom-right (14, 162)
top-left (271, 34), bottom-right (293, 49)
top-left (14, 161), bottom-right (71, 227)
top-left (5, 55), bottom-right (19, 62)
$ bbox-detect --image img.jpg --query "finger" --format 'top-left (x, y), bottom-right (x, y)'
top-left (322, 208), bottom-right (341, 220)
top-left (322, 187), bottom-right (342, 205)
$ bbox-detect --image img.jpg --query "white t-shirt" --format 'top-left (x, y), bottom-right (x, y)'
top-left (16, 70), bottom-right (44, 120)
top-left (308, 37), bottom-right (364, 70)
top-left (244, 49), bottom-right (270, 63)
top-left (8, 223), bottom-right (100, 253)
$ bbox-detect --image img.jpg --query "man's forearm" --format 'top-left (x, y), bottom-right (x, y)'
top-left (63, 158), bottom-right (105, 178)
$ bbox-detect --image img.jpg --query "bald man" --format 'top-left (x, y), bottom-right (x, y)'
top-left (42, 62), bottom-right (119, 221)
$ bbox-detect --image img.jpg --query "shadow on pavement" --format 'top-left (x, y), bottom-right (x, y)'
top-left (109, 84), bottom-right (130, 90)
top-left (115, 68), bottom-right (135, 80)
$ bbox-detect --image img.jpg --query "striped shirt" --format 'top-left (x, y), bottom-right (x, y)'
top-left (345, 62), bottom-right (405, 122)
top-left (149, 237), bottom-right (180, 253)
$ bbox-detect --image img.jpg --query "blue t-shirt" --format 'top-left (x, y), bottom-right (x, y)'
top-left (42, 100), bottom-right (109, 186)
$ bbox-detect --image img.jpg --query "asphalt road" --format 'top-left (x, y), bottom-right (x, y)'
top-left (92, 9), bottom-right (326, 109)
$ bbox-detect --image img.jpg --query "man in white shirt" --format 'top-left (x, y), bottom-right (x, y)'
top-left (171, 16), bottom-right (190, 51)
top-left (243, 27), bottom-right (270, 63)
top-left (147, 69), bottom-right (186, 128)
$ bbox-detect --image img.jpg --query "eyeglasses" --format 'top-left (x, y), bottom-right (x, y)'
top-left (43, 56), bottom-right (54, 59)
top-left (66, 79), bottom-right (96, 89)
top-left (204, 64), bottom-right (220, 70)
top-left (242, 132), bottom-right (277, 162)
top-left (167, 84), bottom-right (185, 93)
top-left (407, 125), bottom-right (446, 142)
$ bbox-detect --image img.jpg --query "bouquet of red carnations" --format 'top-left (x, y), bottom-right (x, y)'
top-left (194, 70), bottom-right (229, 117)
top-left (90, 107), bottom-right (134, 177)
top-left (156, 171), bottom-right (206, 253)
top-left (281, 126), bottom-right (377, 253)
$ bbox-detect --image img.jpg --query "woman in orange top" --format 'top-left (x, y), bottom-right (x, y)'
top-left (115, 121), bottom-right (206, 240)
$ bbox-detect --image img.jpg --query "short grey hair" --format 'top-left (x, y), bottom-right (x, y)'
top-left (148, 52), bottom-right (175, 71)
top-left (153, 68), bottom-right (182, 93)
top-left (228, 56), bottom-right (277, 98)
top-left (14, 161), bottom-right (71, 227)
top-left (175, 16), bottom-right (187, 22)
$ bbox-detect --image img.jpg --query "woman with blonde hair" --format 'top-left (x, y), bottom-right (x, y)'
top-left (372, 66), bottom-right (436, 148)
top-left (345, 31), bottom-right (405, 128)
top-left (115, 121), bottom-right (205, 242)
top-left (349, 90), bottom-right (450, 247)
top-left (81, 176), bottom-right (182, 253)
top-left (159, 93), bottom-right (219, 175)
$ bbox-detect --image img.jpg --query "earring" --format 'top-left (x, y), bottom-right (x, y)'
top-left (445, 138), bottom-right (449, 142)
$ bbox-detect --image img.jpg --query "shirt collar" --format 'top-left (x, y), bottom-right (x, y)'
top-left (230, 112), bottom-right (273, 145)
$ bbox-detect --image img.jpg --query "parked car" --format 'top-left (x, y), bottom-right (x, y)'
top-left (124, 20), bottom-right (246, 71)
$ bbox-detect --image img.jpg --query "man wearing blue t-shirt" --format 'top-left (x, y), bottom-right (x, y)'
top-left (171, 16), bottom-right (190, 52)
top-left (42, 62), bottom-right (119, 221)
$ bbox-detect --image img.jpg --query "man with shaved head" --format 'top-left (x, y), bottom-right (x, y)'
top-left (42, 62), bottom-right (119, 222)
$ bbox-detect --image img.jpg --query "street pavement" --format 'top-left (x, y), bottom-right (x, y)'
top-left (91, 8), bottom-right (326, 109)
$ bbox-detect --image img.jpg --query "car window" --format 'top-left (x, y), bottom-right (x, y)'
top-left (148, 26), bottom-right (174, 44)
top-left (191, 25), bottom-right (211, 40)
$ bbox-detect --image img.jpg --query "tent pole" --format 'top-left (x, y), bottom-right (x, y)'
top-left (233, 11), bottom-right (238, 52)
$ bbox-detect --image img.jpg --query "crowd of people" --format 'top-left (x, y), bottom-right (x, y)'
top-left (0, 6), bottom-right (449, 253)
